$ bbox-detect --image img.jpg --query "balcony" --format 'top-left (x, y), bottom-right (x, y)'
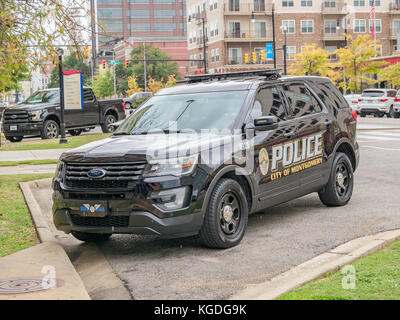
top-left (224, 1), bottom-right (273, 15)
top-left (323, 28), bottom-right (346, 41)
top-left (390, 2), bottom-right (400, 14)
top-left (224, 29), bottom-right (273, 42)
top-left (321, 0), bottom-right (345, 15)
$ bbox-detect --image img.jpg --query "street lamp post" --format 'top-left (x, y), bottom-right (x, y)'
top-left (280, 25), bottom-right (288, 75)
top-left (57, 47), bottom-right (67, 144)
top-left (188, 16), bottom-right (207, 74)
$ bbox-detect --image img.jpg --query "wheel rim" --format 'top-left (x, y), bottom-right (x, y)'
top-left (107, 117), bottom-right (115, 132)
top-left (47, 123), bottom-right (58, 138)
top-left (218, 192), bottom-right (241, 236)
top-left (335, 161), bottom-right (350, 199)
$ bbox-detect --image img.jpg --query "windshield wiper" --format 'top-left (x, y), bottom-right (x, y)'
top-left (113, 132), bottom-right (131, 136)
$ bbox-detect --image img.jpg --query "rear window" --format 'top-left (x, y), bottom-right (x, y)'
top-left (362, 91), bottom-right (385, 97)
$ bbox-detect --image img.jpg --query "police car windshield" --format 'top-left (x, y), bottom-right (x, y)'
top-left (24, 90), bottom-right (60, 104)
top-left (116, 91), bottom-right (248, 135)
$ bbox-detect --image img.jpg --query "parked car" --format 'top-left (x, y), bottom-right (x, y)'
top-left (393, 90), bottom-right (400, 118)
top-left (123, 92), bottom-right (152, 109)
top-left (52, 70), bottom-right (359, 249)
top-left (344, 94), bottom-right (361, 113)
top-left (358, 89), bottom-right (397, 118)
top-left (1, 87), bottom-right (126, 142)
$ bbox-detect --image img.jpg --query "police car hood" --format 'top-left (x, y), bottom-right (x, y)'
top-left (61, 133), bottom-right (238, 163)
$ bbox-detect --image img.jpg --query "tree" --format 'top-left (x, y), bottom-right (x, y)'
top-left (115, 63), bottom-right (134, 95)
top-left (92, 70), bottom-right (113, 98)
top-left (48, 54), bottom-right (91, 88)
top-left (288, 44), bottom-right (332, 77)
top-left (129, 45), bottom-right (180, 89)
top-left (0, 0), bottom-right (90, 93)
top-left (378, 63), bottom-right (400, 88)
top-left (335, 35), bottom-right (384, 93)
top-left (126, 76), bottom-right (142, 96)
top-left (146, 75), bottom-right (177, 94)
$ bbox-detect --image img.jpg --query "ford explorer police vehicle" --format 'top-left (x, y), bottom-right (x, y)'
top-left (52, 70), bottom-right (359, 249)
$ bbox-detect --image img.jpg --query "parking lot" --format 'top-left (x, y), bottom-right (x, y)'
top-left (30, 118), bottom-right (400, 299)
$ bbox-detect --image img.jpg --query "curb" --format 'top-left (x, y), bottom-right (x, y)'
top-left (230, 229), bottom-right (400, 300)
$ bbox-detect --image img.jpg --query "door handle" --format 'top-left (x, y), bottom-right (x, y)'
top-left (283, 131), bottom-right (296, 138)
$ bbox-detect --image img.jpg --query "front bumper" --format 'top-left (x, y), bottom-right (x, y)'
top-left (2, 122), bottom-right (43, 136)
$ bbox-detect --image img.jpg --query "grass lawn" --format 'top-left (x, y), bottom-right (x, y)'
top-left (279, 239), bottom-right (400, 300)
top-left (0, 174), bottom-right (53, 257)
top-left (0, 133), bottom-right (110, 151)
top-left (0, 159), bottom-right (58, 167)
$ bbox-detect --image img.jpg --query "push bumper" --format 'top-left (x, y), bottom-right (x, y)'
top-left (2, 122), bottom-right (43, 136)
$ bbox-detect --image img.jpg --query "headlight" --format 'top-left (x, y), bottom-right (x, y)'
top-left (150, 186), bottom-right (190, 211)
top-left (30, 110), bottom-right (42, 120)
top-left (55, 160), bottom-right (64, 179)
top-left (144, 154), bottom-right (198, 177)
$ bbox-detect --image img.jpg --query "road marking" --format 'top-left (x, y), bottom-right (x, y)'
top-left (362, 145), bottom-right (400, 151)
top-left (357, 130), bottom-right (400, 142)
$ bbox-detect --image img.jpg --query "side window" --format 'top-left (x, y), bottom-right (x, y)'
top-left (250, 86), bottom-right (287, 121)
top-left (282, 83), bottom-right (322, 118)
top-left (388, 90), bottom-right (396, 98)
top-left (83, 89), bottom-right (95, 102)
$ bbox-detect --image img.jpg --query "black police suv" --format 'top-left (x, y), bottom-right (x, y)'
top-left (52, 70), bottom-right (359, 249)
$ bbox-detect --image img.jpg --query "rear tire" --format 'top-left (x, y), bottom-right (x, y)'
top-left (394, 112), bottom-right (400, 119)
top-left (101, 114), bottom-right (117, 133)
top-left (319, 152), bottom-right (354, 207)
top-left (68, 129), bottom-right (82, 136)
top-left (199, 178), bottom-right (248, 249)
top-left (360, 112), bottom-right (366, 117)
top-left (71, 231), bottom-right (112, 242)
top-left (41, 120), bottom-right (59, 139)
top-left (6, 136), bottom-right (23, 143)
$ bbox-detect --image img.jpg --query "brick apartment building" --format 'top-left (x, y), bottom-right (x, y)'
top-left (186, 0), bottom-right (400, 74)
top-left (95, 0), bottom-right (189, 77)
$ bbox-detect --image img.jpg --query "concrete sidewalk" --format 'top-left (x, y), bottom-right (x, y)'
top-left (0, 164), bottom-right (56, 175)
top-left (0, 148), bottom-right (69, 162)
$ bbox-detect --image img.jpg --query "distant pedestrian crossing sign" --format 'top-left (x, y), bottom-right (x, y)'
top-left (266, 43), bottom-right (274, 60)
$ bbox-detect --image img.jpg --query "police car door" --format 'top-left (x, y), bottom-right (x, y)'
top-left (281, 82), bottom-right (328, 192)
top-left (247, 84), bottom-right (301, 210)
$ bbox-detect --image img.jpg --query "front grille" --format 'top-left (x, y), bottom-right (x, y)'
top-left (70, 215), bottom-right (129, 227)
top-left (3, 110), bottom-right (29, 124)
top-left (64, 162), bottom-right (146, 190)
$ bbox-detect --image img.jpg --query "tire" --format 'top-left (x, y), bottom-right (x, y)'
top-left (378, 113), bottom-right (384, 118)
top-left (125, 102), bottom-right (131, 109)
top-left (318, 152), bottom-right (354, 207)
top-left (360, 112), bottom-right (366, 118)
top-left (101, 114), bottom-right (117, 133)
top-left (199, 178), bottom-right (248, 249)
top-left (388, 106), bottom-right (394, 118)
top-left (68, 129), bottom-right (82, 136)
top-left (71, 231), bottom-right (112, 242)
top-left (41, 119), bottom-right (59, 139)
top-left (394, 112), bottom-right (400, 119)
top-left (6, 136), bottom-right (23, 143)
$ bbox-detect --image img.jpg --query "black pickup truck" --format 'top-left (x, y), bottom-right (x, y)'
top-left (1, 87), bottom-right (126, 142)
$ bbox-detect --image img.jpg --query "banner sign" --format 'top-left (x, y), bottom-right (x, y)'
top-left (62, 70), bottom-right (83, 110)
top-left (266, 43), bottom-right (274, 60)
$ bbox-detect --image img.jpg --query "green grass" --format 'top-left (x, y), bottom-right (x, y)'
top-left (0, 159), bottom-right (58, 167)
top-left (0, 174), bottom-right (53, 257)
top-left (0, 133), bottom-right (110, 151)
top-left (279, 239), bottom-right (400, 300)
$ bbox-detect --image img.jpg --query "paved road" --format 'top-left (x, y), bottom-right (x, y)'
top-left (32, 126), bottom-right (400, 300)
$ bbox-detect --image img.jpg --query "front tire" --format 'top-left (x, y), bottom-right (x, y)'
top-left (199, 178), bottom-right (248, 249)
top-left (41, 120), bottom-right (59, 139)
top-left (319, 152), bottom-right (354, 207)
top-left (394, 112), bottom-right (400, 119)
top-left (6, 136), bottom-right (23, 143)
top-left (71, 231), bottom-right (112, 242)
top-left (101, 114), bottom-right (117, 133)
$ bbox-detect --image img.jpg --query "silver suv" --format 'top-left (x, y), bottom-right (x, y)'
top-left (359, 89), bottom-right (396, 118)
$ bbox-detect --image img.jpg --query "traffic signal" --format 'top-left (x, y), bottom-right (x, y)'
top-left (102, 60), bottom-right (106, 69)
top-left (244, 53), bottom-right (249, 64)
top-left (252, 52), bottom-right (257, 63)
top-left (125, 59), bottom-right (129, 68)
top-left (260, 50), bottom-right (265, 61)
top-left (84, 45), bottom-right (90, 58)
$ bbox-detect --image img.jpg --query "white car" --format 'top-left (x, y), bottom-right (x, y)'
top-left (358, 89), bottom-right (397, 118)
top-left (393, 90), bottom-right (400, 118)
top-left (344, 94), bottom-right (361, 113)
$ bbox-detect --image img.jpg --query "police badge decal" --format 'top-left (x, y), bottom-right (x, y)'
top-left (259, 148), bottom-right (269, 176)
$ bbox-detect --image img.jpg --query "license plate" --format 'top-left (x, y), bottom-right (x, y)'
top-left (10, 125), bottom-right (17, 131)
top-left (369, 100), bottom-right (375, 104)
top-left (78, 201), bottom-right (107, 217)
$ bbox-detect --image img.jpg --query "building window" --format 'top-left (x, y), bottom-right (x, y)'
top-left (374, 45), bottom-right (382, 56)
top-left (154, 9), bottom-right (176, 18)
top-left (393, 20), bottom-right (400, 34)
top-left (354, 19), bottom-right (366, 33)
top-left (354, 0), bottom-right (365, 6)
top-left (370, 0), bottom-right (380, 5)
top-left (254, 21), bottom-right (266, 38)
top-left (369, 19), bottom-right (382, 33)
top-left (286, 46), bottom-right (296, 60)
top-left (228, 21), bottom-right (241, 38)
top-left (131, 23), bottom-right (150, 32)
top-left (211, 49), bottom-right (215, 62)
top-left (214, 0), bottom-right (218, 10)
top-left (127, 9), bottom-right (150, 18)
top-left (154, 23), bottom-right (176, 32)
top-left (229, 48), bottom-right (242, 64)
top-left (98, 8), bottom-right (123, 19)
top-left (301, 20), bottom-right (314, 33)
top-left (254, 0), bottom-right (266, 11)
top-left (326, 46), bottom-right (337, 60)
top-left (282, 0), bottom-right (294, 7)
top-left (129, 0), bottom-right (149, 3)
top-left (98, 0), bottom-right (122, 4)
top-left (216, 48), bottom-right (220, 61)
top-left (324, 20), bottom-right (337, 33)
top-left (282, 20), bottom-right (295, 34)
top-left (324, 0), bottom-right (336, 7)
top-left (301, 0), bottom-right (312, 6)
top-left (228, 0), bottom-right (239, 11)
top-left (100, 21), bottom-right (123, 32)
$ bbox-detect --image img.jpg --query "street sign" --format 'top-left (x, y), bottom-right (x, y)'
top-left (266, 43), bottom-right (274, 60)
top-left (109, 60), bottom-right (119, 64)
top-left (62, 70), bottom-right (83, 110)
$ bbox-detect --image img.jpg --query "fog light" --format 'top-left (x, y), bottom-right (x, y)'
top-left (150, 187), bottom-right (189, 211)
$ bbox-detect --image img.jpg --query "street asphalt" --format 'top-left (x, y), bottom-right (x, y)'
top-left (31, 119), bottom-right (400, 300)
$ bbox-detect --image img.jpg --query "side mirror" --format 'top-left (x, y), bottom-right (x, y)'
top-left (253, 115), bottom-right (278, 131)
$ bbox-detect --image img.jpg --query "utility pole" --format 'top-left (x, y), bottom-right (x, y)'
top-left (143, 42), bottom-right (147, 90)
top-left (57, 47), bottom-right (67, 144)
top-left (271, 4), bottom-right (276, 69)
top-left (202, 17), bottom-right (207, 73)
top-left (90, 0), bottom-right (96, 79)
top-left (112, 50), bottom-right (116, 97)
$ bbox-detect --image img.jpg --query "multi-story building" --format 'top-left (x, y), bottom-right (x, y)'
top-left (95, 0), bottom-right (189, 76)
top-left (187, 0), bottom-right (400, 74)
